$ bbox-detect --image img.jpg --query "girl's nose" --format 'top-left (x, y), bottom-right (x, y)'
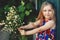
top-left (46, 11), bottom-right (49, 14)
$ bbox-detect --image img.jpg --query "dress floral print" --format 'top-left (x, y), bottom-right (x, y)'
top-left (36, 20), bottom-right (55, 40)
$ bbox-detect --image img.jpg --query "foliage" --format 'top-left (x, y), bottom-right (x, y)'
top-left (2, 6), bottom-right (21, 32)
top-left (1, 0), bottom-right (33, 40)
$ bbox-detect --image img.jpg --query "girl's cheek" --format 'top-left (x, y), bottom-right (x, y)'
top-left (43, 13), bottom-right (46, 16)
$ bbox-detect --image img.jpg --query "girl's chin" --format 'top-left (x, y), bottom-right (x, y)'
top-left (45, 17), bottom-right (50, 19)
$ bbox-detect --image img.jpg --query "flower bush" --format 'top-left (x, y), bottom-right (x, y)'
top-left (2, 6), bottom-right (21, 32)
top-left (1, 0), bottom-right (33, 40)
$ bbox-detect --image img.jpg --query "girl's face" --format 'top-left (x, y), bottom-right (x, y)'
top-left (42, 5), bottom-right (54, 19)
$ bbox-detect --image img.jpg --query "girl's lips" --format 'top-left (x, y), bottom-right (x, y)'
top-left (46, 14), bottom-right (50, 16)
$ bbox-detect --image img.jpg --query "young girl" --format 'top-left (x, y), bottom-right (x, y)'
top-left (18, 1), bottom-right (56, 40)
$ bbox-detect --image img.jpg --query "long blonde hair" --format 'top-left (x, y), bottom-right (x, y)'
top-left (36, 1), bottom-right (56, 22)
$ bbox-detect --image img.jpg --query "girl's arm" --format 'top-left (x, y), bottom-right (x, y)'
top-left (21, 20), bottom-right (55, 35)
top-left (0, 23), bottom-right (5, 25)
top-left (19, 20), bottom-right (41, 29)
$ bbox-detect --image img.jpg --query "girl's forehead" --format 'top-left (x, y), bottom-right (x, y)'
top-left (43, 5), bottom-right (52, 10)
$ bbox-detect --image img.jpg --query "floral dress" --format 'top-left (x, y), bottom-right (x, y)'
top-left (36, 20), bottom-right (55, 40)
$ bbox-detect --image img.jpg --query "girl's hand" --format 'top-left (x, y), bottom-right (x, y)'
top-left (20, 29), bottom-right (26, 35)
top-left (18, 28), bottom-right (26, 35)
top-left (20, 26), bottom-right (25, 29)
top-left (0, 23), bottom-right (5, 25)
top-left (18, 26), bottom-right (25, 30)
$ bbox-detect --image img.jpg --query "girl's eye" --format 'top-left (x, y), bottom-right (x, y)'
top-left (43, 10), bottom-right (52, 12)
top-left (43, 10), bottom-right (47, 12)
top-left (48, 10), bottom-right (52, 12)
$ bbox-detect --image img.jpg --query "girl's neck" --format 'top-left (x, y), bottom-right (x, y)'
top-left (45, 18), bottom-right (51, 22)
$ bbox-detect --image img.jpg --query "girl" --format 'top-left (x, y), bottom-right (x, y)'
top-left (18, 1), bottom-right (56, 40)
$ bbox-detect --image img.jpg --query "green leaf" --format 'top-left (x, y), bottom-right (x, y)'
top-left (29, 10), bottom-right (32, 12)
top-left (25, 3), bottom-right (33, 10)
top-left (25, 11), bottom-right (30, 16)
top-left (4, 5), bottom-right (10, 12)
top-left (20, 13), bottom-right (25, 22)
top-left (18, 5), bottom-right (25, 12)
top-left (21, 1), bottom-right (25, 6)
top-left (21, 36), bottom-right (27, 40)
